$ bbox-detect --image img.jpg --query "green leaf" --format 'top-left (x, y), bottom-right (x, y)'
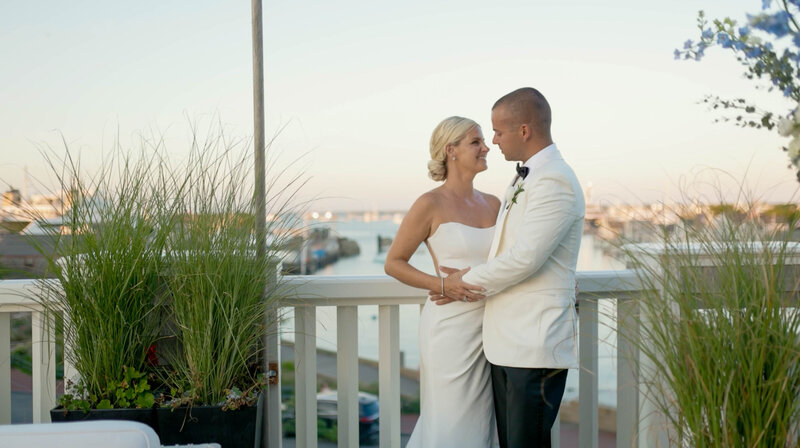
top-left (96, 399), bottom-right (113, 410)
top-left (136, 393), bottom-right (155, 409)
top-left (58, 393), bottom-right (74, 407)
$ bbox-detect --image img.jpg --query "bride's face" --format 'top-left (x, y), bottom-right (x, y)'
top-left (451, 126), bottom-right (489, 174)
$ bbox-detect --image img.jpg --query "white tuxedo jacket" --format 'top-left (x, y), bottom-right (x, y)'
top-left (464, 145), bottom-right (584, 368)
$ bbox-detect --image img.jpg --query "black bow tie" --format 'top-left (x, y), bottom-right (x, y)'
top-left (516, 163), bottom-right (529, 179)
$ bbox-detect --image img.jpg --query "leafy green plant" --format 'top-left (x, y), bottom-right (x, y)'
top-left (59, 366), bottom-right (155, 411)
top-left (615, 197), bottom-right (800, 447)
top-left (401, 395), bottom-right (420, 414)
top-left (99, 366), bottom-right (156, 409)
top-left (763, 203), bottom-right (800, 223)
top-left (282, 415), bottom-right (339, 442)
top-left (317, 418), bottom-right (339, 442)
top-left (10, 348), bottom-right (32, 376)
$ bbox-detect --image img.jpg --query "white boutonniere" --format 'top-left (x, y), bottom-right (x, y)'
top-left (505, 182), bottom-right (525, 210)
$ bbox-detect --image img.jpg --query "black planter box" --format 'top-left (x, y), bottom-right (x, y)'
top-left (157, 404), bottom-right (258, 448)
top-left (50, 406), bottom-right (159, 433)
top-left (51, 403), bottom-right (258, 447)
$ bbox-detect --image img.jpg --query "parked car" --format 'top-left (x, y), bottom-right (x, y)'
top-left (317, 391), bottom-right (380, 443)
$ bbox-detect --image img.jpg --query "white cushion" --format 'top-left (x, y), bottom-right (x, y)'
top-left (0, 420), bottom-right (161, 448)
top-left (163, 445), bottom-right (221, 448)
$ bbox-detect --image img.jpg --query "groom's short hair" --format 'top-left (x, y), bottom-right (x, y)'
top-left (493, 87), bottom-right (551, 136)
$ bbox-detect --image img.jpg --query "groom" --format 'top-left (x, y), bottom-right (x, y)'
top-left (436, 87), bottom-right (585, 447)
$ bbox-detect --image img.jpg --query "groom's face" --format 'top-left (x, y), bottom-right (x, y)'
top-left (491, 106), bottom-right (524, 162)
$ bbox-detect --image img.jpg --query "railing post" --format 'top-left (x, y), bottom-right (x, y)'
top-left (31, 309), bottom-right (56, 423)
top-left (264, 304), bottom-right (282, 448)
top-left (579, 297), bottom-right (599, 448)
top-left (378, 304), bottom-right (400, 448)
top-left (617, 296), bottom-right (639, 448)
top-left (0, 312), bottom-right (10, 424)
top-left (295, 306), bottom-right (318, 448)
top-left (337, 306), bottom-right (359, 448)
top-left (61, 311), bottom-right (77, 386)
top-left (551, 411), bottom-right (560, 448)
top-left (639, 267), bottom-right (672, 448)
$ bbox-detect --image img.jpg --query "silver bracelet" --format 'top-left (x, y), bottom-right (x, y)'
top-left (440, 276), bottom-right (444, 296)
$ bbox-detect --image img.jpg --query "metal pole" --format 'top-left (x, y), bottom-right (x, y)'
top-left (252, 3), bottom-right (265, 255)
top-left (251, 2), bottom-right (280, 448)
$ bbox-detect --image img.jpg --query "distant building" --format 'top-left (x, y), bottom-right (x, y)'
top-left (0, 188), bottom-right (69, 278)
top-left (0, 233), bottom-right (65, 278)
top-left (1, 188), bottom-right (65, 233)
top-left (1, 188), bottom-right (21, 207)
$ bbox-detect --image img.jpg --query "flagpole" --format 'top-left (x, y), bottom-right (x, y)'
top-left (252, 4), bottom-right (265, 256)
top-left (251, 2), bottom-right (281, 447)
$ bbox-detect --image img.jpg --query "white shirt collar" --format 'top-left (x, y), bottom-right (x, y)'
top-left (521, 143), bottom-right (560, 174)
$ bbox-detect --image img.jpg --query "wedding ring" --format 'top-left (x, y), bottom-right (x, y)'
top-left (462, 297), bottom-right (468, 302)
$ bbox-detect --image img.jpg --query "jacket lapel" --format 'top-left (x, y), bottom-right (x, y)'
top-left (489, 208), bottom-right (506, 258)
top-left (490, 178), bottom-right (520, 258)
top-left (489, 146), bottom-right (562, 258)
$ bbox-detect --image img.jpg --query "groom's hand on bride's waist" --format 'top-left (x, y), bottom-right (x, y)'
top-left (428, 266), bottom-right (486, 306)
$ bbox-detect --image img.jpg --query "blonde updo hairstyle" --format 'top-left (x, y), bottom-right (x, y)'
top-left (428, 116), bottom-right (479, 182)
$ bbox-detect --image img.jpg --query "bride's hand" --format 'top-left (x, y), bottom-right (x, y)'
top-left (429, 266), bottom-right (485, 305)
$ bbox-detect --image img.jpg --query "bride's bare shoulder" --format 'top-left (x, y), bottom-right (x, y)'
top-left (395, 190), bottom-right (444, 241)
top-left (478, 190), bottom-right (500, 206)
top-left (411, 188), bottom-right (445, 209)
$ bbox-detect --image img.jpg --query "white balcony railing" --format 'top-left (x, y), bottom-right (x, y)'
top-left (0, 271), bottom-right (646, 448)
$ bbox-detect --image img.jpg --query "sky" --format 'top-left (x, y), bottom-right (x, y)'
top-left (1, 0), bottom-right (799, 212)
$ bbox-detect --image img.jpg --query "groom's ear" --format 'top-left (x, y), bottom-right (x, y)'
top-left (520, 123), bottom-right (532, 141)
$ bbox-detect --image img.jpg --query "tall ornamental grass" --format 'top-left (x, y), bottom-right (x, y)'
top-left (35, 147), bottom-right (177, 404)
top-left (160, 133), bottom-right (300, 407)
top-left (30, 123), bottom-right (304, 410)
top-left (618, 203), bottom-right (800, 447)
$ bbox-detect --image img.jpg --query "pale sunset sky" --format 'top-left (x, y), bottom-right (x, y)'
top-left (1, 0), bottom-right (798, 211)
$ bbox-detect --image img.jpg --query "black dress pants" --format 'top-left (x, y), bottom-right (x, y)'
top-left (491, 364), bottom-right (568, 448)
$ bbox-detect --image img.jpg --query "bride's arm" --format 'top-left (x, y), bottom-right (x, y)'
top-left (384, 193), bottom-right (441, 292)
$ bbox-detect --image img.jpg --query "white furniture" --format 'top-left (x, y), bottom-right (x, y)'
top-left (0, 420), bottom-right (159, 448)
top-left (0, 420), bottom-right (221, 448)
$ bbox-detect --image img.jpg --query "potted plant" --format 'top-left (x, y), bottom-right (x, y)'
top-left (615, 199), bottom-right (800, 447)
top-left (35, 150), bottom-right (175, 430)
top-left (30, 127), bottom-right (300, 447)
top-left (154, 145), bottom-right (295, 447)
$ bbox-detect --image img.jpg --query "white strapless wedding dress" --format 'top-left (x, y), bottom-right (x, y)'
top-left (406, 222), bottom-right (499, 448)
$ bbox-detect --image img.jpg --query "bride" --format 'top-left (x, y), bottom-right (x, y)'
top-left (384, 116), bottom-right (500, 447)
